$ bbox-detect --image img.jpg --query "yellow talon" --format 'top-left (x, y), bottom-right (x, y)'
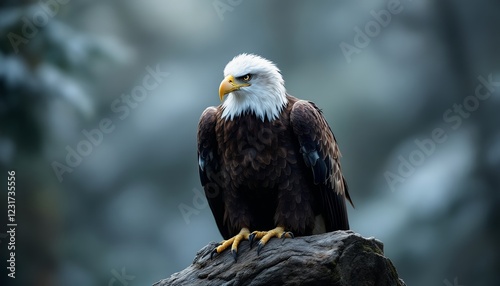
top-left (211, 227), bottom-right (250, 261)
top-left (249, 226), bottom-right (294, 254)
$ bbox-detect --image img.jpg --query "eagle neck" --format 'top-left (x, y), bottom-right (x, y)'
top-left (221, 90), bottom-right (288, 122)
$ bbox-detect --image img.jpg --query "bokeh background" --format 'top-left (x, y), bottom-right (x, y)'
top-left (1, 0), bottom-right (499, 285)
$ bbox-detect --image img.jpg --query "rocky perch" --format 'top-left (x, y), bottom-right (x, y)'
top-left (154, 230), bottom-right (405, 286)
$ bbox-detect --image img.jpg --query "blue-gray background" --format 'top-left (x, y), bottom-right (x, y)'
top-left (1, 1), bottom-right (499, 285)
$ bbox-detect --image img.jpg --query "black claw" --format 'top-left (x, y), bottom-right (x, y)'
top-left (281, 231), bottom-right (294, 239)
top-left (231, 249), bottom-right (238, 262)
top-left (210, 248), bottom-right (219, 260)
top-left (257, 242), bottom-right (264, 255)
top-left (249, 233), bottom-right (256, 248)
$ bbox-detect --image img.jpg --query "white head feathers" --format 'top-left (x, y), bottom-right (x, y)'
top-left (221, 54), bottom-right (287, 122)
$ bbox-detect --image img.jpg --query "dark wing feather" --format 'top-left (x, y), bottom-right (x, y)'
top-left (290, 100), bottom-right (353, 231)
top-left (197, 107), bottom-right (230, 239)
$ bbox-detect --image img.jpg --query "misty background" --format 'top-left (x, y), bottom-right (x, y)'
top-left (0, 0), bottom-right (499, 285)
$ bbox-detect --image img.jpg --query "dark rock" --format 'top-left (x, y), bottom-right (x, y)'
top-left (154, 230), bottom-right (405, 286)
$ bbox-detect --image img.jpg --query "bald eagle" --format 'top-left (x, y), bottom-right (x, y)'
top-left (198, 54), bottom-right (353, 261)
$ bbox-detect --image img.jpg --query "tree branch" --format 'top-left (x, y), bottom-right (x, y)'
top-left (154, 231), bottom-right (406, 286)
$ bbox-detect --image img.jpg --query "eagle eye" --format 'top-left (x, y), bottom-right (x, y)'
top-left (238, 74), bottom-right (252, 82)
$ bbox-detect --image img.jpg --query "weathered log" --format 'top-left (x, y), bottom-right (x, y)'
top-left (154, 230), bottom-right (405, 286)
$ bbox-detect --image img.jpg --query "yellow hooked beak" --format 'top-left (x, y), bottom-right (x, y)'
top-left (219, 75), bottom-right (250, 101)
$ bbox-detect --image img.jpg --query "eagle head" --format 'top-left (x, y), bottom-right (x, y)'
top-left (219, 54), bottom-right (287, 122)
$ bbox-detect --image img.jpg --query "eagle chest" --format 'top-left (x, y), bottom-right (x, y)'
top-left (217, 116), bottom-right (293, 189)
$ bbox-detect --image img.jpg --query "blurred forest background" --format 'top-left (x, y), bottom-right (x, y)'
top-left (0, 0), bottom-right (499, 285)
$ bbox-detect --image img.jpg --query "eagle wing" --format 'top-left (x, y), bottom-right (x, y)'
top-left (197, 107), bottom-right (230, 239)
top-left (290, 100), bottom-right (353, 231)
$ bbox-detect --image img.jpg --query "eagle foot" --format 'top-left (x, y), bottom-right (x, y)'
top-left (210, 227), bottom-right (250, 262)
top-left (248, 226), bottom-right (294, 255)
